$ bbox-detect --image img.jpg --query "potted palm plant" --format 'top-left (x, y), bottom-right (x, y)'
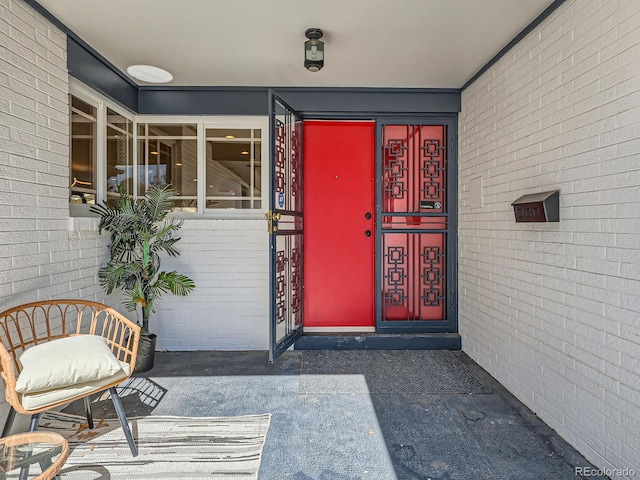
top-left (90, 185), bottom-right (195, 372)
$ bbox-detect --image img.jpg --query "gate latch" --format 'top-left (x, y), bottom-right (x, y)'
top-left (265, 211), bottom-right (281, 234)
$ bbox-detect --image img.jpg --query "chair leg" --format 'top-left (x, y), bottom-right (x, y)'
top-left (28, 413), bottom-right (40, 432)
top-left (109, 387), bottom-right (138, 457)
top-left (84, 396), bottom-right (94, 429)
top-left (2, 406), bottom-right (16, 437)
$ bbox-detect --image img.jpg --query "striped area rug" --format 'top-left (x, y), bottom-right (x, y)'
top-left (39, 411), bottom-right (271, 479)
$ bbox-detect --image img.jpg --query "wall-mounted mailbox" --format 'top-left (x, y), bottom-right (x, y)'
top-left (511, 190), bottom-right (559, 223)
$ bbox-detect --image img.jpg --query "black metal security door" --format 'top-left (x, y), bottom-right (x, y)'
top-left (376, 119), bottom-right (457, 333)
top-left (268, 92), bottom-right (304, 362)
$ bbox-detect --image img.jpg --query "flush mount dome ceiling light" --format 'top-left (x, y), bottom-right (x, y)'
top-left (126, 65), bottom-right (173, 83)
top-left (304, 28), bottom-right (324, 72)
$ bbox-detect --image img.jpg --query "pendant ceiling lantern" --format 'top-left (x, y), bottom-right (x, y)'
top-left (304, 28), bottom-right (324, 72)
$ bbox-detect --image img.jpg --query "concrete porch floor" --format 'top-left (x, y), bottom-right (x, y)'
top-left (67, 350), bottom-right (604, 480)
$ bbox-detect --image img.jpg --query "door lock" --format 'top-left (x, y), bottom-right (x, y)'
top-left (265, 211), bottom-right (281, 234)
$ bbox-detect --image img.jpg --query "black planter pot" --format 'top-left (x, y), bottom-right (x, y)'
top-left (134, 332), bottom-right (157, 373)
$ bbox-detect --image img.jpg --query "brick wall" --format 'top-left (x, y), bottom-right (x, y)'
top-left (459, 0), bottom-right (640, 476)
top-left (139, 218), bottom-right (269, 351)
top-left (0, 0), bottom-right (109, 311)
top-left (0, 0), bottom-right (105, 425)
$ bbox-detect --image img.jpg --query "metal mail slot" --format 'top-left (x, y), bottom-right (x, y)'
top-left (511, 190), bottom-right (559, 223)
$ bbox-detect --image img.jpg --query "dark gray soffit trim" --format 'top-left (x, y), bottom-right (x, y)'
top-left (68, 38), bottom-right (138, 112)
top-left (138, 87), bottom-right (461, 116)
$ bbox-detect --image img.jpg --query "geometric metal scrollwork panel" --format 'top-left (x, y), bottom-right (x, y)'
top-left (382, 233), bottom-right (446, 322)
top-left (420, 245), bottom-right (445, 307)
top-left (420, 138), bottom-right (445, 202)
top-left (275, 234), bottom-right (303, 332)
top-left (274, 114), bottom-right (303, 213)
top-left (383, 137), bottom-right (408, 201)
top-left (382, 125), bottom-right (447, 214)
top-left (384, 246), bottom-right (408, 307)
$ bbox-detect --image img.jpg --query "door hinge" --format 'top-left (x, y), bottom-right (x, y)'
top-left (265, 210), bottom-right (281, 234)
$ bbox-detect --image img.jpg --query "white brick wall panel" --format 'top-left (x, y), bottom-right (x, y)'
top-left (11, 274), bottom-right (48, 294)
top-left (36, 99), bottom-right (68, 124)
top-left (11, 252), bottom-right (47, 269)
top-left (31, 283), bottom-right (71, 302)
top-left (460, 0), bottom-right (640, 474)
top-left (8, 102), bottom-right (48, 128)
top-left (620, 354), bottom-right (640, 380)
top-left (602, 216), bottom-right (640, 235)
top-left (607, 276), bottom-right (640, 297)
top-left (47, 31), bottom-right (65, 53)
top-left (7, 25), bottom-right (47, 61)
top-left (0, 265), bottom-right (38, 285)
top-left (47, 116), bottom-right (69, 137)
top-left (617, 78), bottom-right (640, 109)
top-left (0, 116), bottom-right (39, 144)
top-left (617, 383), bottom-right (640, 411)
top-left (5, 81), bottom-right (45, 113)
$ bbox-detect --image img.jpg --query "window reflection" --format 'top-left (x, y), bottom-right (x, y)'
top-left (205, 128), bottom-right (261, 209)
top-left (70, 96), bottom-right (97, 205)
top-left (137, 123), bottom-right (198, 212)
top-left (106, 108), bottom-right (133, 202)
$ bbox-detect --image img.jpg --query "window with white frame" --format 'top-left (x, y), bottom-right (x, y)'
top-left (137, 123), bottom-right (198, 212)
top-left (69, 86), bottom-right (135, 215)
top-left (69, 95), bottom-right (97, 205)
top-left (106, 107), bottom-right (134, 201)
top-left (69, 84), bottom-right (268, 216)
top-left (205, 127), bottom-right (262, 210)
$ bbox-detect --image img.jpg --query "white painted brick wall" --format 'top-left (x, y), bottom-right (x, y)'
top-left (119, 218), bottom-right (270, 351)
top-left (459, 0), bottom-right (640, 477)
top-left (0, 0), bottom-right (109, 311)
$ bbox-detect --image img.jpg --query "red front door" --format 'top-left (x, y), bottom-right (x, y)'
top-left (303, 121), bottom-right (375, 328)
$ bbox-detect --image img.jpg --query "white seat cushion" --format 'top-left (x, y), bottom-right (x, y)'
top-left (20, 363), bottom-right (130, 410)
top-left (16, 335), bottom-right (126, 394)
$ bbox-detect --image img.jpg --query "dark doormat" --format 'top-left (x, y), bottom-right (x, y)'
top-left (300, 350), bottom-right (491, 395)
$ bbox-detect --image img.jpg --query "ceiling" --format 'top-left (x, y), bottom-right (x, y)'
top-left (36, 0), bottom-right (555, 89)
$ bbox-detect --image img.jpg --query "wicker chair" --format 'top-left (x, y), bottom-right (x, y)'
top-left (0, 300), bottom-right (140, 456)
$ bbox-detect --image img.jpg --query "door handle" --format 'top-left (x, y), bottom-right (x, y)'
top-left (265, 211), bottom-right (281, 234)
top-left (365, 230), bottom-right (372, 237)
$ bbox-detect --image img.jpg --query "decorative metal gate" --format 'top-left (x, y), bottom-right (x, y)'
top-left (268, 92), bottom-right (304, 361)
top-left (376, 120), bottom-right (457, 332)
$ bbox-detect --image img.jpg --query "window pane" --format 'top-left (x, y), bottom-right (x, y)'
top-left (106, 108), bottom-right (129, 132)
top-left (205, 127), bottom-right (261, 210)
top-left (106, 109), bottom-right (133, 201)
top-left (70, 96), bottom-right (96, 204)
top-left (71, 96), bottom-right (94, 115)
top-left (207, 128), bottom-right (252, 139)
top-left (138, 123), bottom-right (197, 211)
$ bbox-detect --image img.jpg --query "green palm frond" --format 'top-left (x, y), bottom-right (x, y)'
top-left (98, 261), bottom-right (143, 294)
top-left (156, 271), bottom-right (196, 296)
top-left (144, 185), bottom-right (175, 222)
top-left (93, 185), bottom-right (196, 330)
